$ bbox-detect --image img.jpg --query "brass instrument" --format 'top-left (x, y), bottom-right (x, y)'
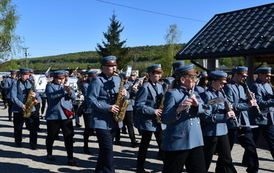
top-left (220, 89), bottom-right (240, 127)
top-left (155, 83), bottom-right (169, 124)
top-left (23, 80), bottom-right (38, 118)
top-left (113, 66), bottom-right (132, 122)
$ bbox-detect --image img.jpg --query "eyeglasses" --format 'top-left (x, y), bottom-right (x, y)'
top-left (104, 65), bottom-right (117, 67)
top-left (183, 75), bottom-right (197, 80)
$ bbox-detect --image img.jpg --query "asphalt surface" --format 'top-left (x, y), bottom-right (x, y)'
top-left (0, 101), bottom-right (274, 173)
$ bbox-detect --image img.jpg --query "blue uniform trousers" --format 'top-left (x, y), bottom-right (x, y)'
top-left (137, 130), bottom-right (164, 169)
top-left (95, 128), bottom-right (117, 173)
top-left (163, 146), bottom-right (206, 173)
top-left (83, 113), bottom-right (94, 149)
top-left (203, 135), bottom-right (237, 173)
top-left (252, 125), bottom-right (274, 159)
top-left (228, 128), bottom-right (258, 173)
top-left (13, 112), bottom-right (38, 146)
top-left (46, 119), bottom-right (74, 159)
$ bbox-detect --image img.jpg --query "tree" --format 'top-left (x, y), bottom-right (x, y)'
top-left (96, 12), bottom-right (130, 70)
top-left (159, 24), bottom-right (182, 77)
top-left (0, 0), bottom-right (21, 61)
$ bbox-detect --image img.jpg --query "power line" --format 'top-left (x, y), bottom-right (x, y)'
top-left (96, 0), bottom-right (206, 23)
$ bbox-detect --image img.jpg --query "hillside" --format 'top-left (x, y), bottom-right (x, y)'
top-left (1, 44), bottom-right (184, 72)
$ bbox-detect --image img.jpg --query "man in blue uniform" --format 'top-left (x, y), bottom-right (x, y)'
top-left (161, 64), bottom-right (206, 173)
top-left (10, 68), bottom-right (39, 149)
top-left (224, 66), bottom-right (259, 173)
top-left (82, 70), bottom-right (98, 154)
top-left (4, 69), bottom-right (18, 121)
top-left (134, 64), bottom-right (166, 173)
top-left (250, 67), bottom-right (274, 159)
top-left (87, 55), bottom-right (127, 173)
top-left (164, 61), bottom-right (185, 88)
top-left (200, 71), bottom-right (237, 173)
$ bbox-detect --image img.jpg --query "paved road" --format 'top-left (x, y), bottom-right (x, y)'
top-left (0, 102), bottom-right (273, 173)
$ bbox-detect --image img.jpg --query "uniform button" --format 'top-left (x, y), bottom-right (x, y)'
top-left (197, 122), bottom-right (200, 124)
top-left (190, 123), bottom-right (193, 125)
top-left (190, 118), bottom-right (192, 121)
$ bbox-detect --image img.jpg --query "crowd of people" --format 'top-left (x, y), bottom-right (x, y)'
top-left (1, 55), bottom-right (274, 173)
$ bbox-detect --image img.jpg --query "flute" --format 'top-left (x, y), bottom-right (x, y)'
top-left (185, 74), bottom-right (202, 114)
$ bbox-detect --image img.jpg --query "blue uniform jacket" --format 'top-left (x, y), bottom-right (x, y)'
top-left (250, 78), bottom-right (274, 125)
top-left (124, 81), bottom-right (135, 111)
top-left (195, 86), bottom-right (207, 94)
top-left (224, 81), bottom-right (251, 129)
top-left (10, 79), bottom-right (39, 113)
top-left (45, 83), bottom-right (76, 120)
top-left (134, 81), bottom-right (166, 131)
top-left (4, 77), bottom-right (16, 99)
top-left (161, 84), bottom-right (204, 151)
top-left (200, 86), bottom-right (228, 136)
top-left (87, 73), bottom-right (128, 130)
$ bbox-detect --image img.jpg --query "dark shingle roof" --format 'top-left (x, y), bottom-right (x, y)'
top-left (175, 3), bottom-right (274, 60)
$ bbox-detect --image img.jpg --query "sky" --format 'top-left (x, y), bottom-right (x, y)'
top-left (10, 0), bottom-right (274, 60)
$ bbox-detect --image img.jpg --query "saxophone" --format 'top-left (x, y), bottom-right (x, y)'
top-left (23, 80), bottom-right (38, 118)
top-left (113, 77), bottom-right (130, 122)
top-left (113, 66), bottom-right (132, 122)
top-left (155, 82), bottom-right (169, 124)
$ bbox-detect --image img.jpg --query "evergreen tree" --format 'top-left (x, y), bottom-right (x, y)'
top-left (96, 13), bottom-right (130, 70)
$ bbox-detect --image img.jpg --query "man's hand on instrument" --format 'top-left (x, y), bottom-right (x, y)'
top-left (109, 105), bottom-right (120, 114)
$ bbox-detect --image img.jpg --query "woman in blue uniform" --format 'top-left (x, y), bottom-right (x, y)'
top-left (134, 64), bottom-right (166, 173)
top-left (87, 56), bottom-right (127, 173)
top-left (161, 64), bottom-right (206, 173)
top-left (199, 71), bottom-right (237, 173)
top-left (45, 70), bottom-right (78, 166)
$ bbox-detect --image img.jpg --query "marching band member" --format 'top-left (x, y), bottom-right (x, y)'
top-left (224, 66), bottom-right (258, 173)
top-left (134, 64), bottom-right (166, 173)
top-left (164, 61), bottom-right (185, 88)
top-left (250, 67), bottom-right (274, 159)
top-left (117, 72), bottom-right (139, 147)
top-left (10, 68), bottom-right (39, 149)
top-left (161, 64), bottom-right (206, 173)
top-left (45, 70), bottom-right (78, 166)
top-left (4, 69), bottom-right (18, 121)
top-left (81, 70), bottom-right (98, 154)
top-left (195, 71), bottom-right (209, 94)
top-left (200, 71), bottom-right (237, 173)
top-left (87, 55), bottom-right (127, 173)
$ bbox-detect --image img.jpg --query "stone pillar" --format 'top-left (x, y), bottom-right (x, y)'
top-left (207, 58), bottom-right (216, 71)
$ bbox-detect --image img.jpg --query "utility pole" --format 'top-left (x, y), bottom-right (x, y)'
top-left (23, 47), bottom-right (29, 68)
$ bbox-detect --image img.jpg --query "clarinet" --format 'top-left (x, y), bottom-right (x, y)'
top-left (220, 89), bottom-right (240, 127)
top-left (242, 81), bottom-right (265, 120)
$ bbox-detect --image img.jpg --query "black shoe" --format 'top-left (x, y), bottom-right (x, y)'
top-left (122, 130), bottom-right (127, 134)
top-left (47, 155), bottom-right (55, 161)
top-left (83, 147), bottom-right (91, 154)
top-left (131, 140), bottom-right (140, 148)
top-left (4, 105), bottom-right (7, 109)
top-left (136, 167), bottom-right (147, 173)
top-left (76, 123), bottom-right (82, 127)
top-left (68, 159), bottom-right (78, 166)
